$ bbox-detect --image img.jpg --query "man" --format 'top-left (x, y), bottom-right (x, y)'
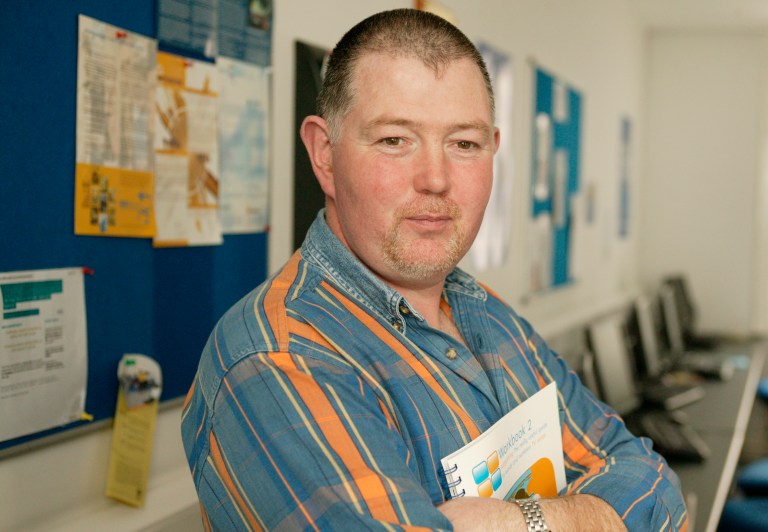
top-left (182, 9), bottom-right (687, 531)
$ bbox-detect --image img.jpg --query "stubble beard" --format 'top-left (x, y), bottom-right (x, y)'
top-left (381, 200), bottom-right (467, 281)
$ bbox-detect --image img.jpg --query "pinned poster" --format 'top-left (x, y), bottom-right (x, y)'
top-left (106, 354), bottom-right (162, 507)
top-left (154, 51), bottom-right (222, 247)
top-left (218, 57), bottom-right (271, 234)
top-left (217, 0), bottom-right (273, 66)
top-left (157, 0), bottom-right (273, 66)
top-left (157, 0), bottom-right (217, 58)
top-left (0, 267), bottom-right (89, 442)
top-left (74, 15), bottom-right (157, 238)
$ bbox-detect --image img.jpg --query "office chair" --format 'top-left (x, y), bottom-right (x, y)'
top-left (732, 383), bottom-right (768, 497)
top-left (737, 458), bottom-right (768, 497)
top-left (717, 498), bottom-right (768, 531)
top-left (759, 378), bottom-right (768, 401)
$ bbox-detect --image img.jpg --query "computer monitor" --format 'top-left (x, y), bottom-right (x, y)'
top-left (659, 284), bottom-right (686, 354)
top-left (652, 292), bottom-right (673, 355)
top-left (586, 312), bottom-right (641, 416)
top-left (629, 294), bottom-right (664, 379)
top-left (663, 276), bottom-right (696, 344)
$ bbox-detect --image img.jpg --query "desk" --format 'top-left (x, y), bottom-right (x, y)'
top-left (670, 344), bottom-right (766, 532)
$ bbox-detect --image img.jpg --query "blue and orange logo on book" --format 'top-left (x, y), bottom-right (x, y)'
top-left (472, 453), bottom-right (559, 499)
top-left (472, 451), bottom-right (502, 497)
top-left (506, 457), bottom-right (558, 500)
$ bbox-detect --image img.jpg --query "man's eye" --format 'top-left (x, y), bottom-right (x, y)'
top-left (457, 140), bottom-right (477, 150)
top-left (381, 137), bottom-right (402, 147)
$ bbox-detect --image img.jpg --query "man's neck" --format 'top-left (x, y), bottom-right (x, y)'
top-left (397, 284), bottom-right (444, 325)
top-left (322, 206), bottom-right (464, 340)
top-left (394, 282), bottom-right (467, 347)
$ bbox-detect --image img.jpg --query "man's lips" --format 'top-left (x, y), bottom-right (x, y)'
top-left (403, 213), bottom-right (453, 230)
top-left (408, 213), bottom-right (451, 222)
top-left (397, 200), bottom-right (461, 230)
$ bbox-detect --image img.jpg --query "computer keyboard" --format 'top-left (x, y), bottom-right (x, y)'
top-left (642, 380), bottom-right (705, 411)
top-left (677, 354), bottom-right (735, 381)
top-left (639, 410), bottom-right (710, 462)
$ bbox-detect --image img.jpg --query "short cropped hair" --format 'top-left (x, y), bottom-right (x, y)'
top-left (317, 8), bottom-right (495, 143)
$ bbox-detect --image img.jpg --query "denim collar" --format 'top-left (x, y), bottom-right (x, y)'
top-left (301, 210), bottom-right (487, 327)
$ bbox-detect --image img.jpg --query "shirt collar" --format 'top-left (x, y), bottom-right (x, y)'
top-left (301, 210), bottom-right (487, 323)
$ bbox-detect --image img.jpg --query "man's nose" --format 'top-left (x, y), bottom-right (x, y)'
top-left (413, 144), bottom-right (450, 194)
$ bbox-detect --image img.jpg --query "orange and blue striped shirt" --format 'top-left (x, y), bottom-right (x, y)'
top-left (181, 212), bottom-right (688, 531)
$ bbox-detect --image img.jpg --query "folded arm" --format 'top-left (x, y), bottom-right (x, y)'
top-left (438, 493), bottom-right (626, 531)
top-left (516, 315), bottom-right (689, 531)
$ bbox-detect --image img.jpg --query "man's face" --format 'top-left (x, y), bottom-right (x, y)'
top-left (326, 53), bottom-right (498, 290)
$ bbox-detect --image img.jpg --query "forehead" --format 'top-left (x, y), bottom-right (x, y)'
top-left (347, 53), bottom-right (492, 122)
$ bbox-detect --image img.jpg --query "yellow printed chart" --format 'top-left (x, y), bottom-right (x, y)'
top-left (74, 164), bottom-right (155, 237)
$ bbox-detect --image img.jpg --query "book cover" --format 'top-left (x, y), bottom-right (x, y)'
top-left (441, 382), bottom-right (566, 500)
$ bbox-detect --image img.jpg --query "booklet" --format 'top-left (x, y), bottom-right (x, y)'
top-left (441, 382), bottom-right (566, 500)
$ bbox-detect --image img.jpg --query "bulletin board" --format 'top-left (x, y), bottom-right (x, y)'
top-left (0, 2), bottom-right (268, 452)
top-left (529, 65), bottom-right (582, 293)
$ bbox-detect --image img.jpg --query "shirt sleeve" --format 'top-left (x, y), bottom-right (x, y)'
top-left (519, 316), bottom-right (689, 532)
top-left (182, 348), bottom-right (453, 531)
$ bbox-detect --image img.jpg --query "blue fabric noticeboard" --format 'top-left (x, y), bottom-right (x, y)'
top-left (0, 2), bottom-right (268, 451)
top-left (530, 66), bottom-right (582, 291)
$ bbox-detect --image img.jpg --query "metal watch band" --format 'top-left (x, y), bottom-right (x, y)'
top-left (513, 498), bottom-right (551, 532)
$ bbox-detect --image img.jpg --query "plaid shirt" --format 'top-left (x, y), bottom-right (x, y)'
top-left (182, 211), bottom-right (688, 531)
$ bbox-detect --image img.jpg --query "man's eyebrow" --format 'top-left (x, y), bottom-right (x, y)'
top-left (361, 117), bottom-right (421, 134)
top-left (362, 117), bottom-right (494, 138)
top-left (450, 120), bottom-right (495, 138)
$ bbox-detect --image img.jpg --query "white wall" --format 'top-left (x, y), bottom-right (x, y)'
top-left (640, 30), bottom-right (768, 335)
top-left (1, 1), bottom-right (649, 529)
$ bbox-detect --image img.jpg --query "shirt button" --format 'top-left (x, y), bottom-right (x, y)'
top-left (446, 347), bottom-right (458, 360)
top-left (392, 320), bottom-right (403, 332)
top-left (399, 304), bottom-right (410, 315)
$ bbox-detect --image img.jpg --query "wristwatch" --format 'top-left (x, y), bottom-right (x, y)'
top-left (513, 498), bottom-right (551, 532)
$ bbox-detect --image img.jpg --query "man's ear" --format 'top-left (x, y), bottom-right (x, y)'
top-left (300, 115), bottom-right (336, 199)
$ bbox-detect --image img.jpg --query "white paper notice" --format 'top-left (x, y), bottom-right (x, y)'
top-left (0, 268), bottom-right (88, 441)
top-left (76, 15), bottom-right (156, 171)
top-left (218, 57), bottom-right (271, 234)
top-left (74, 15), bottom-right (157, 238)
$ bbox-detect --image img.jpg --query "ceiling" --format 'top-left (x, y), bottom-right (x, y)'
top-left (630, 0), bottom-right (768, 30)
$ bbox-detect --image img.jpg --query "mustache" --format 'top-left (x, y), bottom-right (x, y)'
top-left (395, 198), bottom-right (461, 219)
